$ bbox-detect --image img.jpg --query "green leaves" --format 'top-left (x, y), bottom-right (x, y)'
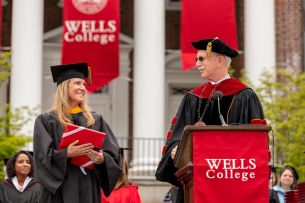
top-left (0, 51), bottom-right (38, 180)
top-left (254, 68), bottom-right (305, 181)
top-left (0, 51), bottom-right (12, 88)
top-left (0, 104), bottom-right (37, 180)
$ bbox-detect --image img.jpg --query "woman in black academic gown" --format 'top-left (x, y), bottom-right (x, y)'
top-left (33, 62), bottom-right (122, 203)
top-left (0, 151), bottom-right (40, 203)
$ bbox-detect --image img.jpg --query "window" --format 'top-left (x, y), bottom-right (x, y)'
top-left (165, 0), bottom-right (181, 11)
top-left (93, 85), bottom-right (109, 94)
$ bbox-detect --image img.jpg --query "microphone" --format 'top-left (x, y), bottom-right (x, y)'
top-left (213, 91), bottom-right (228, 126)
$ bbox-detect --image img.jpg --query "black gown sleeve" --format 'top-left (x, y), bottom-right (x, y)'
top-left (228, 88), bottom-right (265, 124)
top-left (155, 94), bottom-right (197, 186)
top-left (33, 114), bottom-right (68, 195)
top-left (94, 115), bottom-right (122, 197)
top-left (0, 179), bottom-right (41, 203)
top-left (0, 181), bottom-right (5, 202)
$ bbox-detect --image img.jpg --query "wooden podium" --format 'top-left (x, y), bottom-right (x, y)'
top-left (173, 125), bottom-right (272, 203)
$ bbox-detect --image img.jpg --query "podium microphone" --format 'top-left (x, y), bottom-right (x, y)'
top-left (213, 91), bottom-right (228, 126)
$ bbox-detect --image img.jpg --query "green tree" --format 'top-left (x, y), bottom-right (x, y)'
top-left (243, 68), bottom-right (305, 181)
top-left (0, 51), bottom-right (11, 85)
top-left (0, 52), bottom-right (35, 179)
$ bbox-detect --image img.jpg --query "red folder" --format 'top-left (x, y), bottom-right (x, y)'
top-left (58, 123), bottom-right (106, 169)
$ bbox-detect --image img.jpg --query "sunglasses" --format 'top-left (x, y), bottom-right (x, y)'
top-left (195, 56), bottom-right (205, 62)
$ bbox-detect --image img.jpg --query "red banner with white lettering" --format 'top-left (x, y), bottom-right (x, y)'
top-left (193, 131), bottom-right (269, 203)
top-left (62, 0), bottom-right (120, 92)
top-left (181, 0), bottom-right (238, 71)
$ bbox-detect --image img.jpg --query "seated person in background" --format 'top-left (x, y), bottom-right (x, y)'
top-left (270, 165), bottom-right (299, 203)
top-left (0, 150), bottom-right (40, 203)
top-left (101, 148), bottom-right (142, 203)
top-left (269, 166), bottom-right (278, 189)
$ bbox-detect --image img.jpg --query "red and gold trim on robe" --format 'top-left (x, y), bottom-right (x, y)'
top-left (191, 78), bottom-right (247, 98)
top-left (227, 97), bottom-right (268, 126)
top-left (191, 78), bottom-right (268, 126)
top-left (268, 150), bottom-right (273, 175)
top-left (250, 118), bottom-right (267, 125)
top-left (159, 79), bottom-right (268, 158)
top-left (166, 131), bottom-right (172, 140)
top-left (160, 116), bottom-right (178, 156)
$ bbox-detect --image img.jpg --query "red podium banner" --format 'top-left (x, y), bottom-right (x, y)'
top-left (193, 131), bottom-right (269, 203)
top-left (62, 0), bottom-right (120, 92)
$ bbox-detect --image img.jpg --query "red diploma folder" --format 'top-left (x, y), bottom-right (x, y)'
top-left (58, 123), bottom-right (106, 169)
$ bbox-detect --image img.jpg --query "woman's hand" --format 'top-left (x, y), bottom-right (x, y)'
top-left (171, 146), bottom-right (178, 160)
top-left (67, 140), bottom-right (93, 158)
top-left (87, 149), bottom-right (104, 164)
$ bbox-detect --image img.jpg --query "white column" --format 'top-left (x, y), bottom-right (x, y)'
top-left (10, 0), bottom-right (44, 139)
top-left (244, 0), bottom-right (275, 87)
top-left (132, 0), bottom-right (165, 177)
top-left (110, 45), bottom-right (132, 140)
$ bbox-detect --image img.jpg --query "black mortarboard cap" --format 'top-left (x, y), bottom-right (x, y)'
top-left (191, 37), bottom-right (238, 58)
top-left (4, 151), bottom-right (33, 165)
top-left (50, 62), bottom-right (92, 86)
top-left (120, 148), bottom-right (132, 158)
top-left (119, 148), bottom-right (132, 169)
top-left (271, 166), bottom-right (279, 173)
top-left (4, 158), bottom-right (8, 165)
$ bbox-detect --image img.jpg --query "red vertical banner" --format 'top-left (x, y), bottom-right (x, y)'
top-left (62, 0), bottom-right (120, 92)
top-left (181, 0), bottom-right (238, 71)
top-left (193, 131), bottom-right (269, 203)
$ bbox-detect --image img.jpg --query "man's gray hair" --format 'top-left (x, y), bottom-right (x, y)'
top-left (223, 55), bottom-right (232, 67)
top-left (212, 53), bottom-right (232, 67)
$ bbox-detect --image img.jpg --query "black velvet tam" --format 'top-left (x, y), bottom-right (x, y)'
top-left (191, 38), bottom-right (238, 58)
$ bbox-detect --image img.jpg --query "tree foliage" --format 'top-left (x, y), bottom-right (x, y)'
top-left (0, 51), bottom-right (12, 88)
top-left (243, 68), bottom-right (305, 181)
top-left (0, 52), bottom-right (35, 179)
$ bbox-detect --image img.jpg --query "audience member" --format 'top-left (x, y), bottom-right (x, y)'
top-left (269, 166), bottom-right (278, 189)
top-left (0, 150), bottom-right (40, 203)
top-left (101, 148), bottom-right (142, 203)
top-left (270, 165), bottom-right (299, 203)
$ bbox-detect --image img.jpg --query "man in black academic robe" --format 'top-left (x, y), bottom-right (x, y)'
top-left (155, 38), bottom-right (266, 203)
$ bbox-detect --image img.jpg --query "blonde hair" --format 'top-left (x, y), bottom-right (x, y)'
top-left (51, 79), bottom-right (95, 128)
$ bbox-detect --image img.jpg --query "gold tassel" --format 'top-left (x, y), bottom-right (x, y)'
top-left (206, 42), bottom-right (212, 58)
top-left (206, 37), bottom-right (218, 58)
top-left (88, 67), bottom-right (92, 85)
